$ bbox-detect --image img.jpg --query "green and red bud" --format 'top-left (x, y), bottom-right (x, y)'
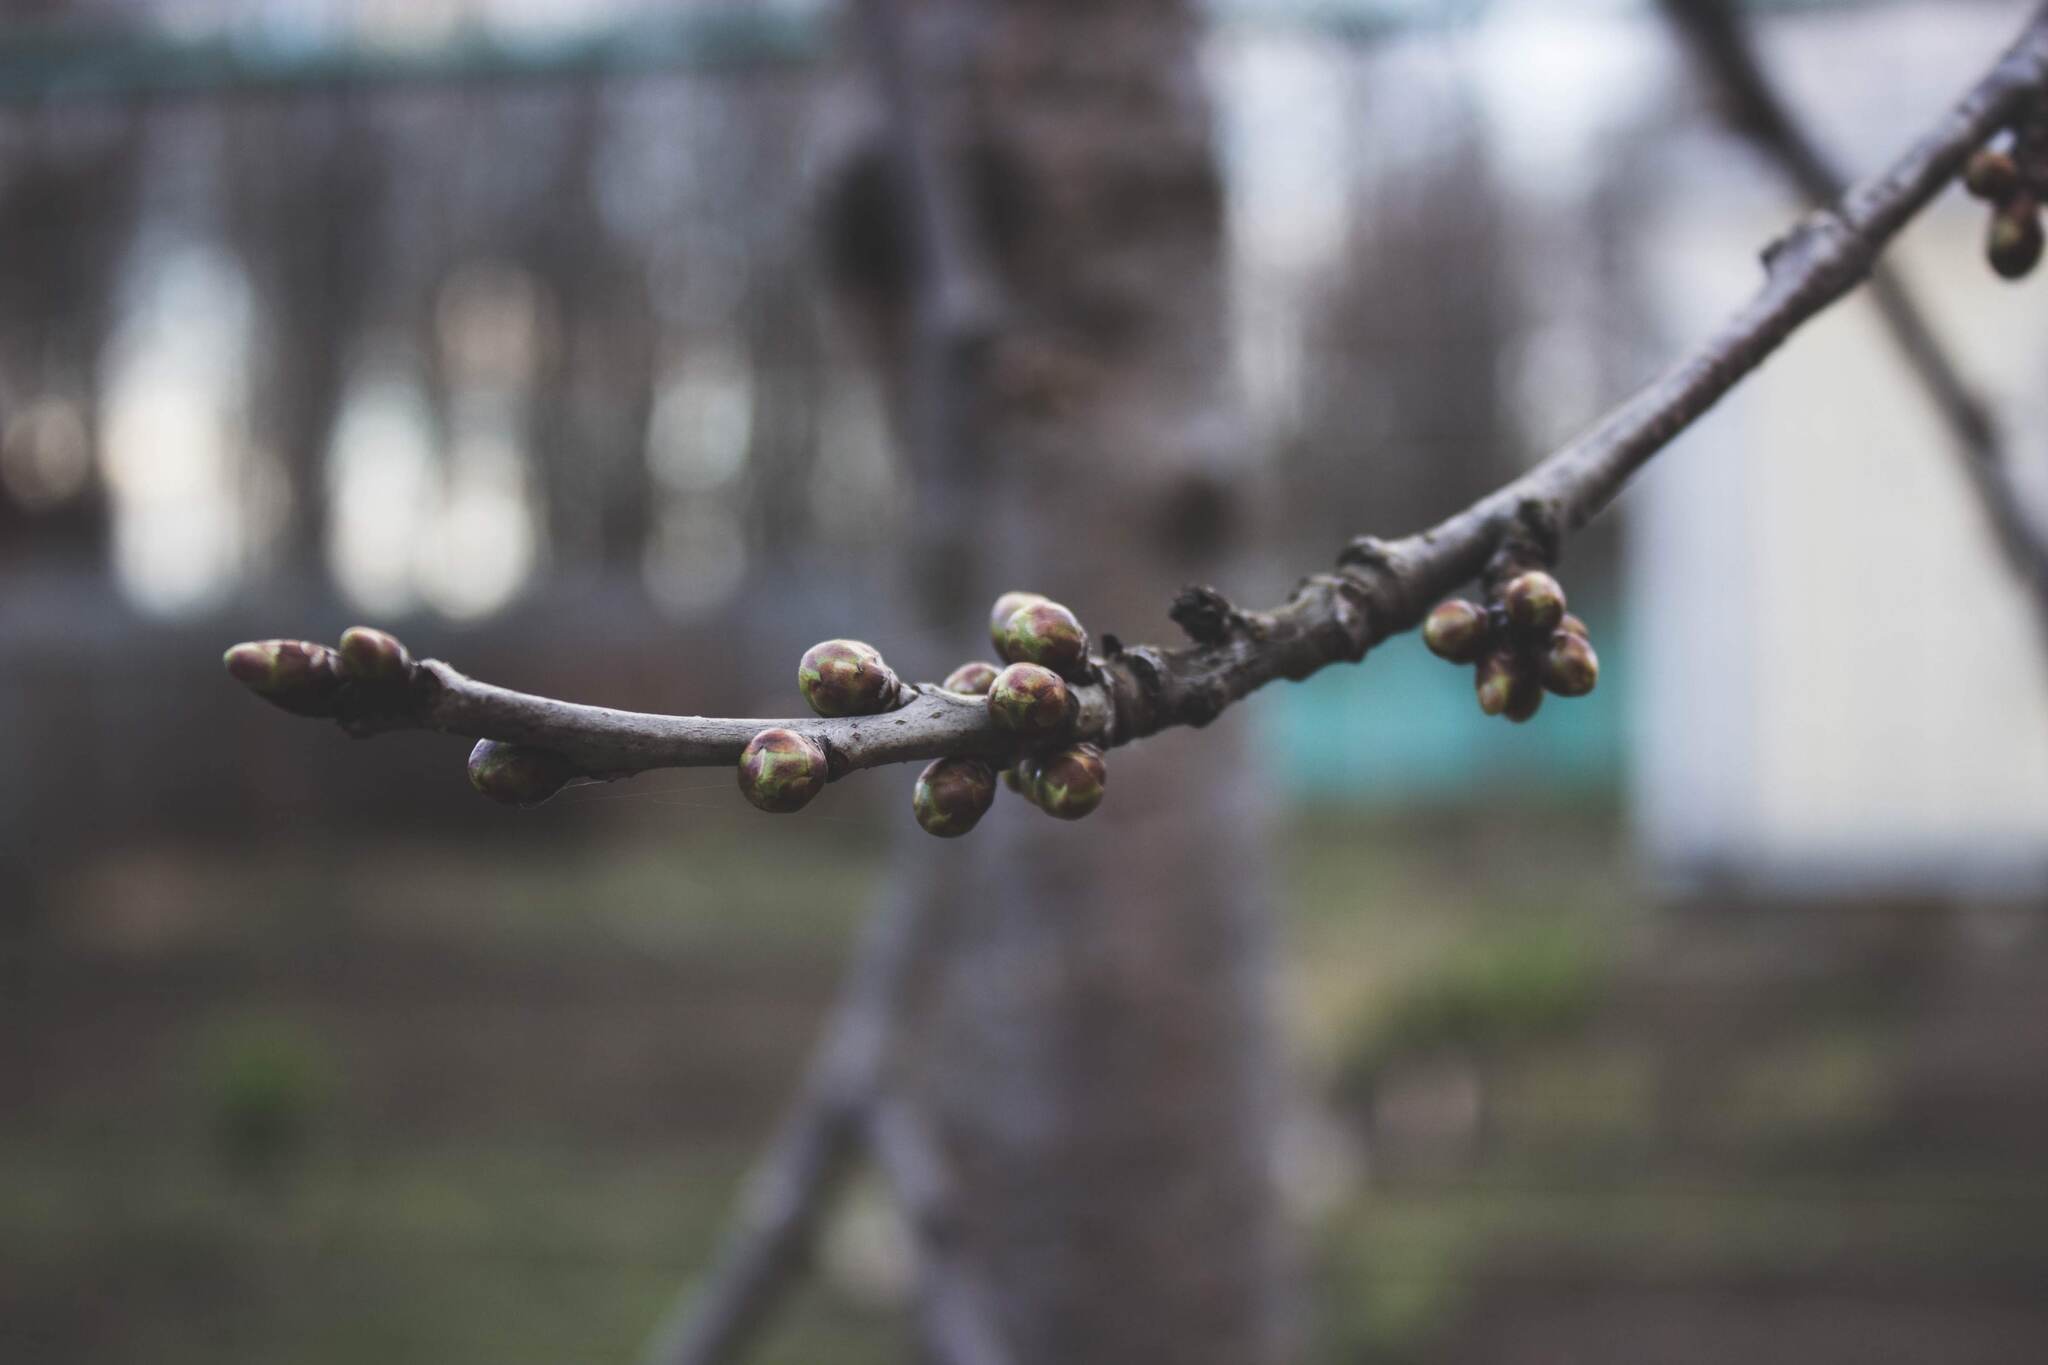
top-left (1557, 613), bottom-right (1590, 642)
top-left (467, 739), bottom-right (577, 807)
top-left (1422, 599), bottom-right (1490, 663)
top-left (987, 662), bottom-right (1072, 736)
top-left (996, 599), bottom-right (1091, 679)
top-left (988, 591), bottom-right (1048, 652)
top-left (1475, 648), bottom-right (1540, 721)
top-left (222, 639), bottom-right (345, 716)
top-left (1541, 631), bottom-right (1600, 698)
top-left (1988, 195), bottom-right (2044, 280)
top-left (1501, 571), bottom-right (1567, 636)
top-left (1033, 743), bottom-right (1107, 820)
top-left (1964, 148), bottom-right (2021, 201)
top-left (737, 728), bottom-right (830, 814)
top-left (1002, 760), bottom-right (1035, 798)
top-left (941, 660), bottom-right (1002, 695)
top-left (912, 758), bottom-right (999, 837)
top-left (797, 639), bottom-right (900, 717)
top-left (337, 625), bottom-right (412, 686)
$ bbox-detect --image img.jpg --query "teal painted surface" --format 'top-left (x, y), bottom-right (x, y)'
top-left (1253, 602), bottom-right (1628, 804)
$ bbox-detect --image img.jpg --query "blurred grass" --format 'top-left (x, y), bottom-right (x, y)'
top-left (11, 803), bottom-right (2034, 1364)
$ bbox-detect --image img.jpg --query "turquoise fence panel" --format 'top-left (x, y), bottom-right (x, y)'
top-left (1252, 597), bottom-right (1627, 805)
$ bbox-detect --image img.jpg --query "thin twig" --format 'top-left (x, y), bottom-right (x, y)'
top-left (1661, 0), bottom-right (2048, 640)
top-left (230, 7), bottom-right (2048, 789)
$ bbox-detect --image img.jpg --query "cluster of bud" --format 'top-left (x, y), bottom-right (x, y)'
top-left (1964, 144), bottom-right (2044, 280)
top-left (229, 605), bottom-right (1117, 836)
top-left (1421, 570), bottom-right (1600, 724)
top-left (902, 592), bottom-right (1110, 836)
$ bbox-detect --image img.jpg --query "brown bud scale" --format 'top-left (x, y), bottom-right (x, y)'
top-left (1988, 196), bottom-right (2044, 280)
top-left (1965, 148), bottom-right (2020, 201)
top-left (1501, 571), bottom-right (1567, 636)
top-left (1476, 648), bottom-right (1539, 720)
top-left (1422, 599), bottom-right (1490, 663)
top-left (1541, 631), bottom-right (1600, 698)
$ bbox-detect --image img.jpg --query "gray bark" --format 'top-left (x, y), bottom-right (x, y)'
top-left (885, 4), bottom-right (1294, 1362)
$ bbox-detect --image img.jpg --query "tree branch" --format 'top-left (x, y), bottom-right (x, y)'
top-left (228, 6), bottom-right (2048, 797)
top-left (1660, 0), bottom-right (2048, 644)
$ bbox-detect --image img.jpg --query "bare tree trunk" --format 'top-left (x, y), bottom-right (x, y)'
top-left (873, 4), bottom-right (1295, 1361)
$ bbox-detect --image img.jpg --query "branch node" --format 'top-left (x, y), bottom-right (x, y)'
top-left (1760, 207), bottom-right (1858, 281)
top-left (1300, 572), bottom-right (1374, 666)
top-left (1337, 534), bottom-right (1396, 573)
top-left (1168, 584), bottom-right (1243, 645)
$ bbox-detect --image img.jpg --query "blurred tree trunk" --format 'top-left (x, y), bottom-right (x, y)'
top-left (840, 3), bottom-right (1295, 1361)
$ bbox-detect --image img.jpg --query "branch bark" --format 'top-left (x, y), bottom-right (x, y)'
top-left (229, 6), bottom-right (2048, 791)
top-left (1660, 0), bottom-right (2048, 645)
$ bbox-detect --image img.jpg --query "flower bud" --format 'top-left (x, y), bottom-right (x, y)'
top-left (1002, 760), bottom-right (1036, 798)
top-left (1541, 631), bottom-right (1600, 698)
top-left (222, 639), bottom-right (344, 716)
top-left (337, 626), bottom-right (412, 685)
top-left (987, 663), bottom-right (1071, 736)
top-left (941, 661), bottom-right (1001, 695)
top-left (1503, 678), bottom-right (1544, 723)
top-left (1988, 196), bottom-right (2044, 280)
top-left (467, 739), bottom-right (576, 807)
top-left (1557, 613), bottom-right (1590, 642)
top-left (1501, 571), bottom-right (1567, 636)
top-left (988, 591), bottom-right (1048, 652)
top-left (798, 639), bottom-right (899, 717)
top-left (1034, 743), bottom-right (1107, 821)
top-left (996, 599), bottom-right (1090, 678)
top-left (912, 758), bottom-right (999, 837)
top-left (1964, 148), bottom-right (2020, 201)
top-left (737, 727), bottom-right (829, 814)
top-left (1422, 599), bottom-right (1489, 663)
top-left (1475, 648), bottom-right (1540, 721)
